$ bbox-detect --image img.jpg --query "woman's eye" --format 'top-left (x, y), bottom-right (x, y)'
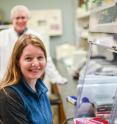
top-left (25, 57), bottom-right (32, 61)
top-left (37, 56), bottom-right (45, 60)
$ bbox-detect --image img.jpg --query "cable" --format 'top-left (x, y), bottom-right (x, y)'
top-left (75, 41), bottom-right (93, 117)
top-left (109, 88), bottom-right (117, 124)
top-left (63, 42), bottom-right (93, 123)
top-left (63, 117), bottom-right (74, 124)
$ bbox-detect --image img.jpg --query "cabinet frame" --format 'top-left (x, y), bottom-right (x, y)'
top-left (89, 2), bottom-right (117, 33)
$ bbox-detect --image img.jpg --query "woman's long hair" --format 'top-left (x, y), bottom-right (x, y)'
top-left (0, 34), bottom-right (47, 90)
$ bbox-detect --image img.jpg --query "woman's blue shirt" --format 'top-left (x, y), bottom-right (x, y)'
top-left (10, 78), bottom-right (52, 124)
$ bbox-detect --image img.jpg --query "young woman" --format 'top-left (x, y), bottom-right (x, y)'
top-left (0, 34), bottom-right (52, 124)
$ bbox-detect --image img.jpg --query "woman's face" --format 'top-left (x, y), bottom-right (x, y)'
top-left (19, 44), bottom-right (46, 82)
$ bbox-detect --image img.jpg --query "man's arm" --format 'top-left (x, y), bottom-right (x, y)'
top-left (45, 56), bottom-right (67, 84)
top-left (0, 88), bottom-right (30, 124)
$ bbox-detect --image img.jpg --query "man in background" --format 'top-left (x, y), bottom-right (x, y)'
top-left (0, 5), bottom-right (67, 86)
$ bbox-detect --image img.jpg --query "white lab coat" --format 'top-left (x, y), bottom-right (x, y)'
top-left (0, 27), bottom-right (67, 87)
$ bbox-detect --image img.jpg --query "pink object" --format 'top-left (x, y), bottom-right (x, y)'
top-left (74, 117), bottom-right (110, 124)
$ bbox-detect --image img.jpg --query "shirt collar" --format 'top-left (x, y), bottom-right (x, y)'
top-left (20, 78), bottom-right (48, 97)
top-left (13, 27), bottom-right (28, 37)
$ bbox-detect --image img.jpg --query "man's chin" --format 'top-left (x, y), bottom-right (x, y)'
top-left (16, 27), bottom-right (25, 33)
